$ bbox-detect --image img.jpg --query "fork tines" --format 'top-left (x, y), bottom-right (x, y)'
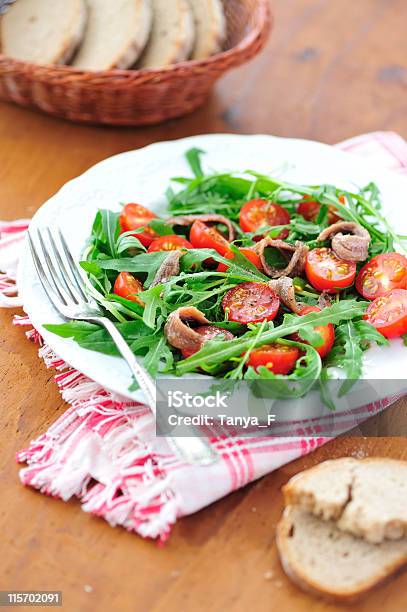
top-left (0, 0), bottom-right (16, 15)
top-left (28, 227), bottom-right (89, 310)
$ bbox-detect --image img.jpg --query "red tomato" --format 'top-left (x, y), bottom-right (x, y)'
top-left (181, 326), bottom-right (235, 359)
top-left (148, 235), bottom-right (192, 253)
top-left (113, 272), bottom-right (144, 305)
top-left (189, 220), bottom-right (231, 257)
top-left (239, 199), bottom-right (290, 239)
top-left (290, 305), bottom-right (335, 359)
top-left (217, 248), bottom-right (263, 273)
top-left (222, 282), bottom-right (280, 324)
top-left (364, 289), bottom-right (407, 339)
top-left (356, 253), bottom-right (407, 301)
top-left (305, 248), bottom-right (357, 293)
top-left (120, 203), bottom-right (158, 247)
top-left (298, 195), bottom-right (345, 224)
top-left (246, 343), bottom-right (300, 375)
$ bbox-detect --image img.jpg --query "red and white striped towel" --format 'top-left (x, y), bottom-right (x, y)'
top-left (1, 132), bottom-right (406, 541)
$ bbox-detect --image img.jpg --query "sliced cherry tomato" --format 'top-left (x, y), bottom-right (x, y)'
top-left (113, 272), bottom-right (144, 305)
top-left (189, 220), bottom-right (231, 257)
top-left (181, 326), bottom-right (235, 359)
top-left (290, 305), bottom-right (335, 359)
top-left (222, 282), bottom-right (280, 324)
top-left (148, 235), bottom-right (192, 253)
top-left (217, 248), bottom-right (263, 273)
top-left (298, 195), bottom-right (345, 224)
top-left (239, 199), bottom-right (290, 239)
top-left (119, 203), bottom-right (158, 247)
top-left (305, 248), bottom-right (357, 293)
top-left (364, 289), bottom-right (407, 338)
top-left (356, 253), bottom-right (407, 301)
top-left (246, 343), bottom-right (300, 375)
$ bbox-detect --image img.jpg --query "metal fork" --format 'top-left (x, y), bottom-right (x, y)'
top-left (28, 227), bottom-right (219, 467)
top-left (0, 1), bottom-right (16, 15)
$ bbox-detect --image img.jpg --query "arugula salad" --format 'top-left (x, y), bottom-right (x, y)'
top-left (46, 149), bottom-right (407, 401)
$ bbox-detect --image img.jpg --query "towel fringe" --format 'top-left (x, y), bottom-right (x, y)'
top-left (15, 318), bottom-right (177, 542)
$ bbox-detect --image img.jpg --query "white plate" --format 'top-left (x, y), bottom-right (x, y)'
top-left (18, 134), bottom-right (407, 414)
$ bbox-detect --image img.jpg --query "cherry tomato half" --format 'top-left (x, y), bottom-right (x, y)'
top-left (305, 248), bottom-right (357, 293)
top-left (298, 195), bottom-right (345, 225)
top-left (189, 220), bottom-right (231, 257)
top-left (364, 289), bottom-right (407, 339)
top-left (239, 199), bottom-right (290, 239)
top-left (290, 305), bottom-right (335, 359)
top-left (246, 343), bottom-right (300, 375)
top-left (120, 203), bottom-right (158, 247)
top-left (217, 248), bottom-right (263, 273)
top-left (356, 253), bottom-right (407, 301)
top-left (148, 235), bottom-right (192, 253)
top-left (222, 282), bottom-right (280, 324)
top-left (181, 326), bottom-right (235, 359)
top-left (114, 272), bottom-right (144, 305)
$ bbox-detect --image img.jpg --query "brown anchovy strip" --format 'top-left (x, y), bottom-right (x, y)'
top-left (253, 238), bottom-right (309, 279)
top-left (150, 251), bottom-right (182, 288)
top-left (166, 214), bottom-right (235, 241)
top-left (268, 277), bottom-right (302, 314)
top-left (164, 307), bottom-right (210, 353)
top-left (317, 221), bottom-right (371, 262)
top-left (317, 291), bottom-right (332, 310)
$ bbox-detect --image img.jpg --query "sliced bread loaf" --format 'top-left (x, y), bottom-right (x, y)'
top-left (137, 0), bottom-right (195, 69)
top-left (283, 458), bottom-right (407, 543)
top-left (188, 0), bottom-right (226, 60)
top-left (72, 0), bottom-right (152, 71)
top-left (277, 505), bottom-right (407, 602)
top-left (1, 0), bottom-right (87, 65)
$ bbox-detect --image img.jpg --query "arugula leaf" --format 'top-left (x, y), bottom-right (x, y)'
top-left (141, 284), bottom-right (168, 328)
top-left (100, 209), bottom-right (120, 258)
top-left (326, 320), bottom-right (388, 378)
top-left (148, 219), bottom-right (175, 237)
top-left (89, 252), bottom-right (169, 286)
top-left (186, 147), bottom-right (205, 178)
top-left (138, 334), bottom-right (174, 375)
top-left (403, 334), bottom-right (407, 347)
top-left (44, 320), bottom-right (172, 377)
top-left (176, 300), bottom-right (367, 375)
top-left (325, 320), bottom-right (389, 396)
top-left (43, 321), bottom-right (99, 341)
top-left (44, 320), bottom-right (152, 356)
top-left (180, 248), bottom-right (268, 282)
top-left (116, 231), bottom-right (146, 254)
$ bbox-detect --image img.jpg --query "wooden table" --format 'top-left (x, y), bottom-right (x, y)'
top-left (1, 1), bottom-right (407, 610)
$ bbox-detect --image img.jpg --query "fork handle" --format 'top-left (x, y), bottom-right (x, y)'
top-left (95, 317), bottom-right (219, 466)
top-left (97, 316), bottom-right (156, 406)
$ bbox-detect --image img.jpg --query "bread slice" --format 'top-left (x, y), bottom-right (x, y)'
top-left (277, 505), bottom-right (407, 603)
top-left (72, 0), bottom-right (152, 71)
top-left (137, 0), bottom-right (195, 69)
top-left (188, 0), bottom-right (226, 60)
top-left (1, 0), bottom-right (87, 65)
top-left (283, 458), bottom-right (407, 544)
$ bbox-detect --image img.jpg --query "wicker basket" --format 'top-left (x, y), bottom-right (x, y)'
top-left (0, 0), bottom-right (271, 126)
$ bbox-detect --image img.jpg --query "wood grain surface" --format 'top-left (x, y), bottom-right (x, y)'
top-left (1, 1), bottom-right (407, 610)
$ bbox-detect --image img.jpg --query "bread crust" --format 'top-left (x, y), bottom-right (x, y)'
top-left (276, 506), bottom-right (407, 603)
top-left (58, 0), bottom-right (88, 65)
top-left (1, 0), bottom-right (87, 65)
top-left (189, 0), bottom-right (226, 60)
top-left (72, 0), bottom-right (152, 71)
top-left (137, 0), bottom-right (195, 69)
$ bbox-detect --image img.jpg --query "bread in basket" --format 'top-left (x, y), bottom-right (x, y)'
top-left (0, 0), bottom-right (272, 126)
